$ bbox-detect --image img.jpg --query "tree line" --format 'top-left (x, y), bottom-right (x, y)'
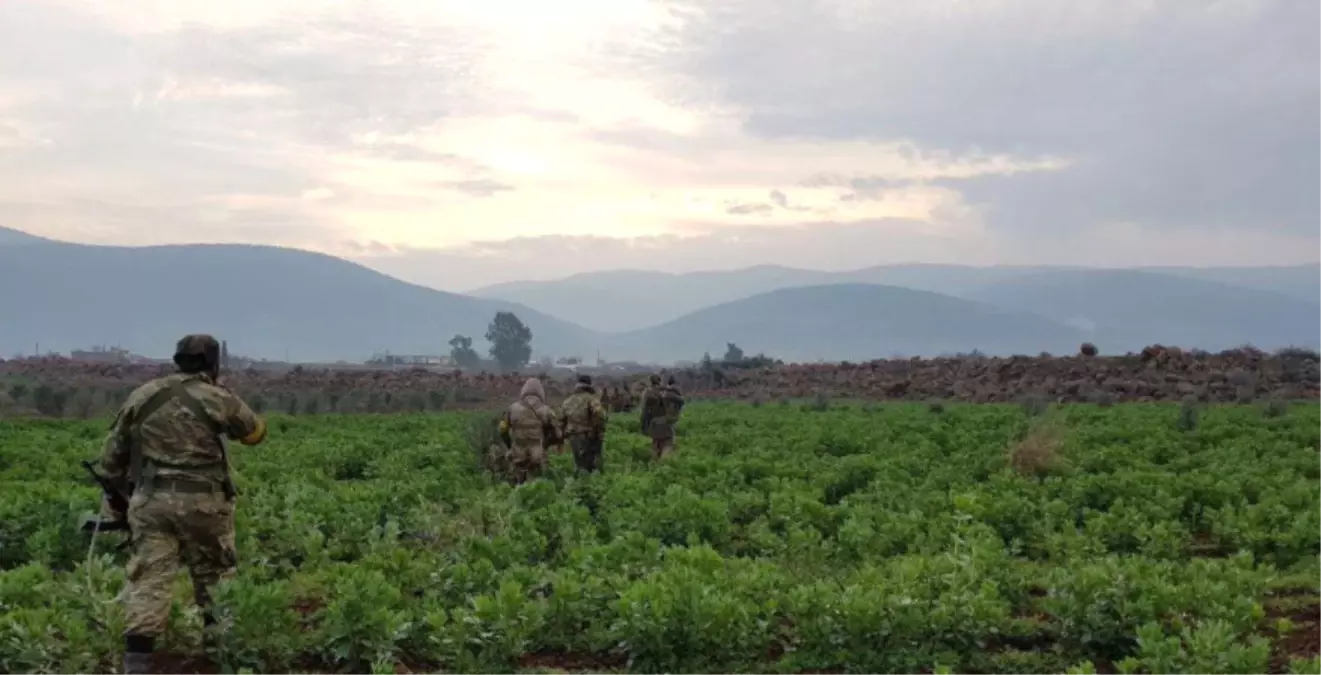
top-left (449, 311), bottom-right (535, 372)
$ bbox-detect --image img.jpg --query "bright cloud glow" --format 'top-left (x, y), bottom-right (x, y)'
top-left (0, 0), bottom-right (1314, 289)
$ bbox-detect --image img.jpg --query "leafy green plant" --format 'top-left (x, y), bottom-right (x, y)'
top-left (312, 567), bottom-right (412, 669)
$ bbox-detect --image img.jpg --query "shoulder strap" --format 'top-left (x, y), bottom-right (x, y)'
top-left (128, 383), bottom-right (185, 490)
top-left (174, 384), bottom-right (224, 437)
top-left (127, 380), bottom-right (227, 491)
top-left (527, 398), bottom-right (550, 426)
top-left (177, 384), bottom-right (235, 499)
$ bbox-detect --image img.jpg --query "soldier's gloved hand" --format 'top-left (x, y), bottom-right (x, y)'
top-left (100, 495), bottom-right (127, 525)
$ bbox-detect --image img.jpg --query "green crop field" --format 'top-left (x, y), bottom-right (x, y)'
top-left (2, 402), bottom-right (1318, 674)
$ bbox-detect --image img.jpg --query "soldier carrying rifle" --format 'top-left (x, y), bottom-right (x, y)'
top-left (90, 334), bottom-right (267, 674)
top-left (639, 374), bottom-right (685, 460)
top-left (559, 374), bottom-right (609, 473)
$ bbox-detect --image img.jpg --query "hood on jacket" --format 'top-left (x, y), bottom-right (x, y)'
top-left (520, 377), bottom-right (546, 400)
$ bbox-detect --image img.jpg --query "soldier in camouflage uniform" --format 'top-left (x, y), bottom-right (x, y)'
top-left (498, 377), bottom-right (561, 485)
top-left (99, 335), bottom-right (267, 674)
top-left (639, 374), bottom-right (685, 459)
top-left (615, 385), bottom-right (635, 412)
top-left (558, 374), bottom-right (608, 473)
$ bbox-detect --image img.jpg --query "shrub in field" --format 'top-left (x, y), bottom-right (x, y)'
top-left (1018, 392), bottom-right (1049, 417)
top-left (1008, 419), bottom-right (1065, 477)
top-left (1118, 620), bottom-right (1270, 674)
top-left (1177, 395), bottom-right (1201, 431)
top-left (1262, 396), bottom-right (1290, 418)
top-left (209, 575), bottom-right (302, 672)
top-left (313, 568), bottom-right (411, 669)
top-left (802, 393), bottom-right (830, 412)
top-left (1090, 389), bottom-right (1117, 407)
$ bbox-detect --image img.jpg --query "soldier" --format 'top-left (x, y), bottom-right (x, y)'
top-left (99, 335), bottom-right (267, 674)
top-left (559, 374), bottom-right (608, 473)
top-left (605, 385), bottom-right (624, 413)
top-left (639, 374), bottom-right (685, 460)
top-left (620, 384), bottom-right (637, 412)
top-left (498, 377), bottom-right (561, 485)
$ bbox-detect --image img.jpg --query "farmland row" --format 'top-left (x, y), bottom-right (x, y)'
top-left (1, 401), bottom-right (1317, 673)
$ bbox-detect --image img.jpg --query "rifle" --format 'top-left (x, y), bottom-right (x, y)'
top-left (79, 460), bottom-right (133, 550)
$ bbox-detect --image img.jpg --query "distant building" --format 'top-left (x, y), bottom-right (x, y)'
top-left (70, 346), bottom-right (134, 364)
top-left (367, 353), bottom-right (453, 367)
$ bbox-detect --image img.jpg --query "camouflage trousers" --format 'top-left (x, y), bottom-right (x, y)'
top-left (651, 436), bottom-right (675, 459)
top-left (647, 419), bottom-right (675, 460)
top-left (568, 433), bottom-right (604, 473)
top-left (123, 488), bottom-right (237, 638)
top-left (509, 443), bottom-right (546, 485)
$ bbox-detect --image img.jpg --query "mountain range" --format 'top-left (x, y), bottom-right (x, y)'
top-left (2, 225), bottom-right (1317, 363)
top-left (471, 263), bottom-right (1320, 332)
top-left (0, 228), bottom-right (592, 363)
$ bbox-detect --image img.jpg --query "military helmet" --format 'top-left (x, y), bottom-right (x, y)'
top-left (649, 373), bottom-right (661, 385)
top-left (173, 334), bottom-right (221, 371)
top-left (577, 373), bottom-right (592, 385)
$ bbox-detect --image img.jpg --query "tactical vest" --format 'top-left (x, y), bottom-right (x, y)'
top-left (127, 379), bottom-right (235, 499)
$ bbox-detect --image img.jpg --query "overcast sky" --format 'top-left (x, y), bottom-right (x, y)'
top-left (1, 0), bottom-right (1316, 291)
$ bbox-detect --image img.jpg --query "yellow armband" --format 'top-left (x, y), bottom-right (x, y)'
top-left (239, 419), bottom-right (267, 445)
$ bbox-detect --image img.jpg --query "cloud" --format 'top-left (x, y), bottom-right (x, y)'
top-left (726, 202), bottom-right (773, 215)
top-left (443, 178), bottom-right (517, 197)
top-left (0, 0), bottom-right (1313, 284)
top-left (0, 0), bottom-right (486, 247)
top-left (641, 0), bottom-right (1320, 238)
top-left (353, 220), bottom-right (946, 289)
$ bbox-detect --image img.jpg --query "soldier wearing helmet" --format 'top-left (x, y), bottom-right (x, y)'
top-left (639, 373), bottom-right (685, 460)
top-left (558, 373), bottom-right (609, 473)
top-left (98, 334), bottom-right (267, 674)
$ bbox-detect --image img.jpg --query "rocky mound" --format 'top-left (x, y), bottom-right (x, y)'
top-left (677, 345), bottom-right (1319, 404)
top-left (0, 346), bottom-right (1316, 418)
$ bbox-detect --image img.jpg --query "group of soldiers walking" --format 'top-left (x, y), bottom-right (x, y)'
top-left (88, 334), bottom-right (686, 673)
top-left (489, 372), bottom-right (686, 484)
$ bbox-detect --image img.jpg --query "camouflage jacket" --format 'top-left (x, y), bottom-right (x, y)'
top-left (100, 372), bottom-right (266, 497)
top-left (560, 384), bottom-right (608, 436)
top-left (502, 394), bottom-right (559, 451)
top-left (640, 385), bottom-right (685, 428)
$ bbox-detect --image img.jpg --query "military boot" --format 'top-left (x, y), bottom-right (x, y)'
top-left (123, 651), bottom-right (152, 674)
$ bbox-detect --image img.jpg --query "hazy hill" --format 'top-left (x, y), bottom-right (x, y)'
top-left (1143, 264), bottom-right (1319, 305)
top-left (966, 269), bottom-right (1320, 353)
top-left (470, 264), bottom-right (1077, 332)
top-left (835, 263), bottom-right (1070, 297)
top-left (470, 262), bottom-right (1318, 334)
top-left (470, 265), bottom-right (842, 332)
top-left (0, 225), bottom-right (57, 246)
top-left (5, 225), bottom-right (1314, 364)
top-left (0, 234), bottom-right (598, 362)
top-left (601, 283), bottom-right (1084, 363)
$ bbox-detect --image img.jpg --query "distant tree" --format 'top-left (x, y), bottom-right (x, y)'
top-left (486, 312), bottom-right (533, 372)
top-left (448, 334), bottom-right (481, 368)
top-left (723, 342), bottom-right (745, 363)
top-left (220, 340), bottom-right (230, 368)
